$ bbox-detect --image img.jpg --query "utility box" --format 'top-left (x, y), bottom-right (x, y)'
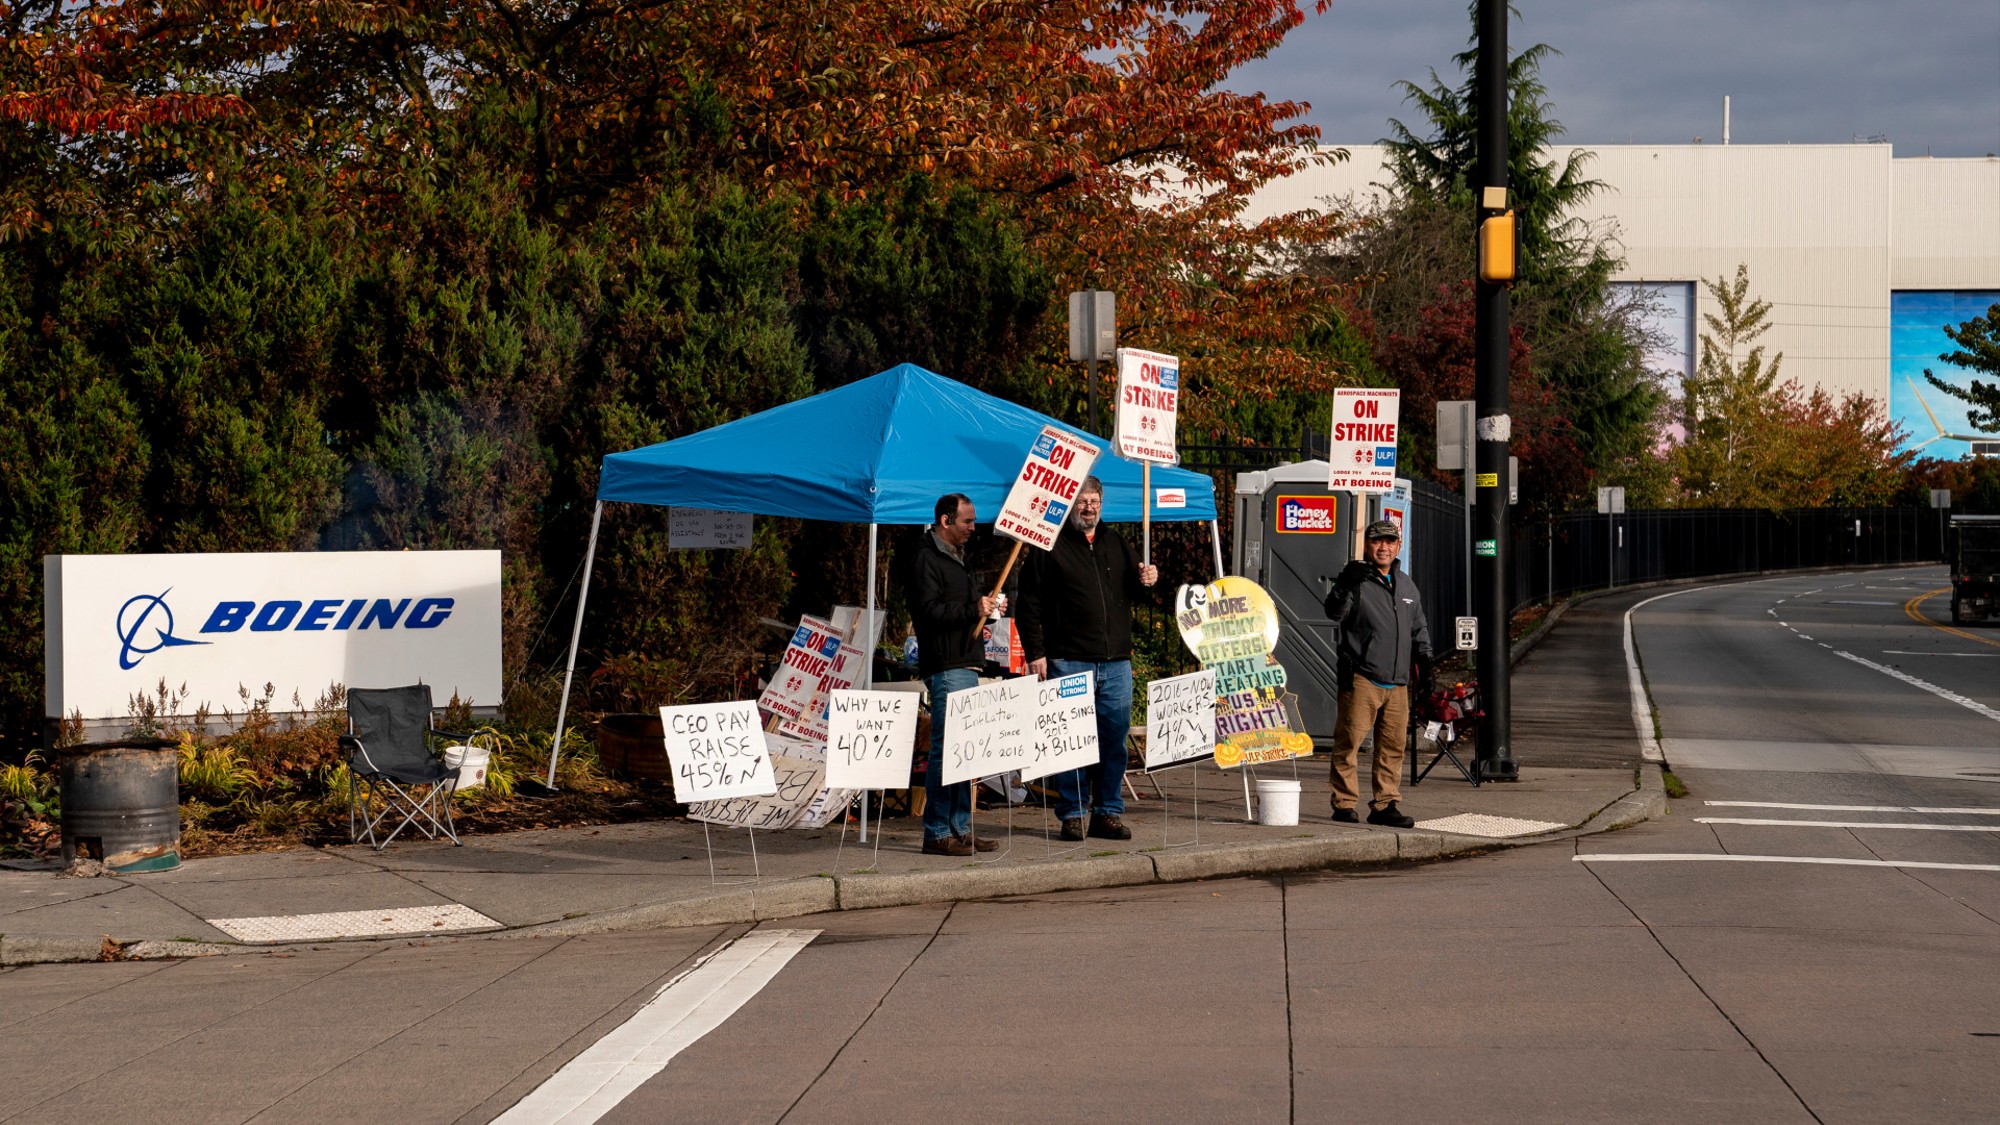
top-left (1233, 461), bottom-right (1363, 747)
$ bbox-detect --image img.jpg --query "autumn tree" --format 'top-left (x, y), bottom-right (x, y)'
top-left (1669, 265), bottom-right (1906, 508)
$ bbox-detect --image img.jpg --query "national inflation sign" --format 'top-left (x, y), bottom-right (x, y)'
top-left (1113, 347), bottom-right (1181, 464)
top-left (994, 425), bottom-right (1101, 551)
top-left (1327, 388), bottom-right (1401, 493)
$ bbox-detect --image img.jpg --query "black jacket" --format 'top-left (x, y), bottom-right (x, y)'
top-left (1323, 565), bottom-right (1433, 686)
top-left (906, 529), bottom-right (986, 676)
top-left (1016, 523), bottom-right (1142, 663)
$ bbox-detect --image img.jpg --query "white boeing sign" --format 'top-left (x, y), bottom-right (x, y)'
top-left (45, 551), bottom-right (503, 721)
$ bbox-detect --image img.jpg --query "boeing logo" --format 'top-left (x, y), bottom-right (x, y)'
top-left (114, 592), bottom-right (457, 669)
top-left (116, 590), bottom-right (210, 671)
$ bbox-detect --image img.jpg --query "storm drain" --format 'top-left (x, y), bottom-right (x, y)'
top-left (207, 904), bottom-right (501, 943)
top-left (1414, 813), bottom-right (1567, 838)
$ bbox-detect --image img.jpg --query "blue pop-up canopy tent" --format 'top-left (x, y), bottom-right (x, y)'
top-left (545, 363), bottom-right (1225, 786)
top-left (596, 363), bottom-right (1217, 522)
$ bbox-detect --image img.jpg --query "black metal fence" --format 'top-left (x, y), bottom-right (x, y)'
top-left (1177, 440), bottom-right (1950, 626)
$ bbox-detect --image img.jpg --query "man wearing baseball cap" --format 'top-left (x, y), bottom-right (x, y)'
top-left (1322, 519), bottom-right (1433, 828)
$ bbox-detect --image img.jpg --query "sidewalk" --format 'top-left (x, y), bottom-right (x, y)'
top-left (2, 602), bottom-right (1659, 965)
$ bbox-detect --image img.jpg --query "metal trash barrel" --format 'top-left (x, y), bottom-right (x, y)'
top-left (58, 738), bottom-right (181, 872)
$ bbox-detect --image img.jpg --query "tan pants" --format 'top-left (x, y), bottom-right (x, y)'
top-left (1329, 675), bottom-right (1407, 811)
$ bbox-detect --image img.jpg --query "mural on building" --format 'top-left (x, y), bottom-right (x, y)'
top-left (1891, 291), bottom-right (2000, 457)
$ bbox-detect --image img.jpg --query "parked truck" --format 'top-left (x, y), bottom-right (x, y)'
top-left (1949, 514), bottom-right (2000, 625)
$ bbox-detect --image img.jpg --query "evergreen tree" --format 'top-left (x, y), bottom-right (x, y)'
top-left (1925, 302), bottom-right (2000, 432)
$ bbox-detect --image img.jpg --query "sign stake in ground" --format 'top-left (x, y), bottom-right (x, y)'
top-left (1328, 387), bottom-right (1402, 559)
top-left (990, 424), bottom-right (1101, 596)
top-left (1113, 347), bottom-right (1181, 567)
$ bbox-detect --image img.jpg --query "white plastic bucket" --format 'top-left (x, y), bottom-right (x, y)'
top-left (443, 744), bottom-right (489, 790)
top-left (1254, 778), bottom-right (1301, 826)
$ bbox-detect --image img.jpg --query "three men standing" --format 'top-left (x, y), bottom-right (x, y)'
top-left (1323, 519), bottom-right (1432, 829)
top-left (1016, 476), bottom-right (1157, 842)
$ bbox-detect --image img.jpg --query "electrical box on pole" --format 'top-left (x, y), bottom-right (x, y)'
top-left (1068, 290), bottom-right (1115, 433)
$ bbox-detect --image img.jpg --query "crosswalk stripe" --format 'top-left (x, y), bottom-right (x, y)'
top-left (1694, 817), bottom-right (2000, 832)
top-left (493, 928), bottom-right (819, 1125)
top-left (1576, 853), bottom-right (2000, 872)
top-left (1706, 801), bottom-right (2000, 815)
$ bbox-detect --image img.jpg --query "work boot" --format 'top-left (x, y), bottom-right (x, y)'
top-left (1087, 813), bottom-right (1131, 840)
top-left (1059, 818), bottom-right (1086, 842)
top-left (1366, 801), bottom-right (1415, 829)
top-left (1330, 804), bottom-right (1359, 824)
top-left (922, 835), bottom-right (974, 857)
top-left (967, 834), bottom-right (999, 852)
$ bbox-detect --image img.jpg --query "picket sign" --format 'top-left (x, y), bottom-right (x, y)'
top-left (1328, 387), bottom-right (1402, 561)
top-left (939, 677), bottom-right (1037, 786)
top-left (989, 426), bottom-right (1100, 597)
top-left (1144, 669), bottom-right (1217, 772)
top-left (1114, 347), bottom-right (1181, 567)
top-left (1021, 671), bottom-right (1099, 783)
top-left (823, 689), bottom-right (920, 790)
top-left (659, 700), bottom-right (777, 802)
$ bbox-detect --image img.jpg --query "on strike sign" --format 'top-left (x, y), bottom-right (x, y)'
top-left (994, 425), bottom-right (1100, 550)
top-left (1113, 347), bottom-right (1180, 463)
top-left (1327, 388), bottom-right (1401, 493)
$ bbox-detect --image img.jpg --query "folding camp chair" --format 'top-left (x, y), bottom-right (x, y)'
top-left (1407, 672), bottom-right (1481, 788)
top-left (342, 685), bottom-right (480, 849)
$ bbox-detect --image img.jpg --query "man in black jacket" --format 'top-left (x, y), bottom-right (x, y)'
top-left (1017, 477), bottom-right (1157, 841)
top-left (1322, 519), bottom-right (1432, 828)
top-left (907, 493), bottom-right (1000, 856)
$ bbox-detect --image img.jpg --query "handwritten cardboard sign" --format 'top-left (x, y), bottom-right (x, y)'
top-left (1173, 577), bottom-right (1313, 769)
top-left (1021, 671), bottom-right (1100, 783)
top-left (1114, 347), bottom-right (1181, 464)
top-left (993, 426), bottom-right (1100, 551)
top-left (1143, 669), bottom-right (1217, 772)
top-left (687, 748), bottom-right (824, 829)
top-left (824, 689), bottom-right (920, 790)
top-left (659, 700), bottom-right (777, 801)
top-left (669, 507), bottom-right (754, 549)
top-left (939, 677), bottom-right (1036, 785)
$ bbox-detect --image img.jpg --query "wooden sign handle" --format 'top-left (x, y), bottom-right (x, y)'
top-left (1141, 460), bottom-right (1152, 568)
top-left (990, 539), bottom-right (1025, 601)
top-left (1352, 491), bottom-right (1366, 561)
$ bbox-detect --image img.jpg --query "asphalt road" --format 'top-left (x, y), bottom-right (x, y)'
top-left (3, 566), bottom-right (1995, 1124)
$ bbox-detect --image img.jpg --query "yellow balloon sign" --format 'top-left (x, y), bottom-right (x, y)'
top-left (1172, 577), bottom-right (1313, 769)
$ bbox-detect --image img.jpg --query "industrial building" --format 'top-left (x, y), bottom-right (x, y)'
top-left (1246, 144), bottom-right (2000, 457)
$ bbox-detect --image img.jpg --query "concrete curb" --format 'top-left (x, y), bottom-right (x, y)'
top-left (4, 788), bottom-right (1666, 963)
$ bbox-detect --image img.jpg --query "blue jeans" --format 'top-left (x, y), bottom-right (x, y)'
top-left (1049, 658), bottom-right (1132, 821)
top-left (923, 667), bottom-right (979, 842)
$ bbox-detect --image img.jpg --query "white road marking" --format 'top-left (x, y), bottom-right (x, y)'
top-left (493, 929), bottom-right (820, 1125)
top-left (1882, 650), bottom-right (2000, 657)
top-left (208, 904), bottom-right (499, 943)
top-left (1624, 588), bottom-right (1708, 763)
top-left (1695, 817), bottom-right (2000, 832)
top-left (1827, 600), bottom-right (1895, 605)
top-left (1707, 801), bottom-right (2000, 815)
top-left (1576, 854), bottom-right (2000, 872)
top-left (1831, 648), bottom-right (2000, 724)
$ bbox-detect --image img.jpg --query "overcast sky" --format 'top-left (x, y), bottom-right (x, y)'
top-left (1229, 1), bottom-right (2000, 157)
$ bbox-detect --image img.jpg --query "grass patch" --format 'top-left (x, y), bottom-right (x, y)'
top-left (1660, 768), bottom-right (1690, 799)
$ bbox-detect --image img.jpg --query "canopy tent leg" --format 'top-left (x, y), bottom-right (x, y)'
top-left (859, 522), bottom-right (878, 844)
top-left (1209, 519), bottom-right (1225, 578)
top-left (545, 501), bottom-right (605, 791)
